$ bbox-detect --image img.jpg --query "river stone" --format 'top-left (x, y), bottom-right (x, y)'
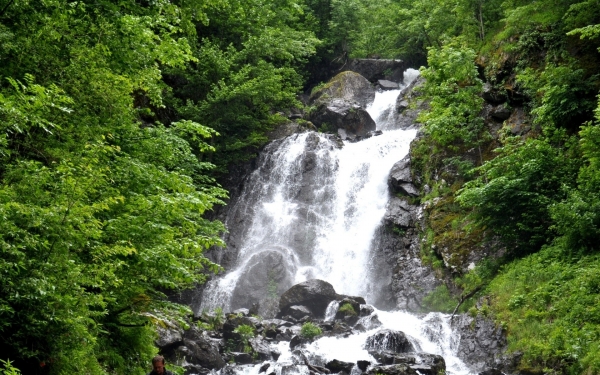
top-left (367, 364), bottom-right (418, 375)
top-left (278, 279), bottom-right (338, 319)
top-left (357, 360), bottom-right (371, 371)
top-left (365, 329), bottom-right (415, 353)
top-left (326, 359), bottom-right (355, 373)
top-left (309, 99), bottom-right (376, 139)
top-left (378, 80), bottom-right (400, 90)
top-left (167, 328), bottom-right (225, 371)
top-left (309, 71), bottom-right (375, 108)
top-left (249, 336), bottom-right (275, 361)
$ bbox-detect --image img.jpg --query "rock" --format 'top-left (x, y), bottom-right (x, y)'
top-left (357, 360), bottom-right (371, 371)
top-left (505, 107), bottom-right (532, 136)
top-left (222, 314), bottom-right (259, 343)
top-left (309, 71), bottom-right (376, 108)
top-left (278, 279), bottom-right (338, 319)
top-left (482, 82), bottom-right (507, 104)
top-left (231, 352), bottom-right (253, 364)
top-left (367, 364), bottom-right (418, 375)
top-left (360, 304), bottom-right (375, 317)
top-left (453, 314), bottom-right (507, 373)
top-left (259, 363), bottom-right (271, 373)
top-left (287, 305), bottom-right (313, 320)
top-left (267, 121), bottom-right (315, 141)
top-left (346, 59), bottom-right (408, 83)
top-left (155, 325), bottom-right (183, 350)
top-left (378, 80), bottom-right (400, 90)
top-left (388, 156), bottom-right (419, 197)
top-left (394, 75), bottom-right (428, 130)
top-left (229, 250), bottom-right (296, 317)
top-left (334, 298), bottom-right (360, 321)
top-left (326, 359), bottom-right (355, 373)
top-left (365, 329), bottom-right (415, 353)
top-left (249, 336), bottom-right (276, 361)
top-left (309, 99), bottom-right (376, 139)
top-left (383, 197), bottom-right (415, 228)
top-left (489, 104), bottom-right (512, 121)
top-left (166, 329), bottom-right (225, 370)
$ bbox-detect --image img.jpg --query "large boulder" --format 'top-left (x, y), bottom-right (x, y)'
top-left (278, 279), bottom-right (338, 319)
top-left (308, 71), bottom-right (377, 139)
top-left (309, 71), bottom-right (375, 108)
top-left (165, 328), bottom-right (226, 371)
top-left (309, 99), bottom-right (376, 139)
top-left (229, 249), bottom-right (297, 317)
top-left (365, 329), bottom-right (415, 353)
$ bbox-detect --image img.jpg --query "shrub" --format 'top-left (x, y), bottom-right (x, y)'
top-left (338, 302), bottom-right (357, 316)
top-left (300, 322), bottom-right (322, 339)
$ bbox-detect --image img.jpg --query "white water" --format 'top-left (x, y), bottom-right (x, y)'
top-left (201, 69), bottom-right (474, 375)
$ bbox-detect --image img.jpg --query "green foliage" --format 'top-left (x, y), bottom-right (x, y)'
top-left (419, 39), bottom-right (485, 151)
top-left (0, 360), bottom-right (21, 375)
top-left (300, 322), bottom-right (322, 339)
top-left (199, 307), bottom-right (225, 331)
top-left (457, 135), bottom-right (580, 256)
top-left (233, 324), bottom-right (255, 353)
top-left (338, 303), bottom-right (357, 316)
top-left (421, 285), bottom-right (458, 313)
top-left (488, 245), bottom-right (600, 374)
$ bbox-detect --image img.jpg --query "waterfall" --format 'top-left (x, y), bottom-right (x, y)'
top-left (200, 69), bottom-right (474, 375)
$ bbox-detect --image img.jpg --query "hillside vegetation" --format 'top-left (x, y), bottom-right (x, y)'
top-left (0, 0), bottom-right (599, 374)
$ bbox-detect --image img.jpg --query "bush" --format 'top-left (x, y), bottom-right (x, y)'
top-left (300, 322), bottom-right (322, 339)
top-left (338, 302), bottom-right (357, 316)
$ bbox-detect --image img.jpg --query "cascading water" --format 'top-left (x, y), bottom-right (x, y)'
top-left (200, 69), bottom-right (474, 375)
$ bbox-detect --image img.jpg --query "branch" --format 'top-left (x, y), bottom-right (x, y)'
top-left (450, 285), bottom-right (483, 320)
top-left (0, 0), bottom-right (14, 18)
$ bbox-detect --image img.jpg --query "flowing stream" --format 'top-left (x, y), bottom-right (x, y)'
top-left (201, 69), bottom-right (473, 375)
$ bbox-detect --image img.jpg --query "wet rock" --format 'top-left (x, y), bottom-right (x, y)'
top-left (166, 329), bottom-right (225, 370)
top-left (378, 80), bottom-right (400, 90)
top-left (453, 314), bottom-right (507, 373)
top-left (384, 197), bottom-right (415, 228)
top-left (367, 364), bottom-right (418, 375)
top-left (229, 250), bottom-right (297, 317)
top-left (287, 305), bottom-right (313, 320)
top-left (259, 363), bottom-right (271, 373)
top-left (249, 336), bottom-right (276, 361)
top-left (155, 325), bottom-right (183, 350)
top-left (357, 360), bottom-right (371, 372)
top-left (388, 156), bottom-right (419, 197)
top-left (365, 329), bottom-right (415, 353)
top-left (309, 99), bottom-right (376, 139)
top-left (394, 75), bottom-right (428, 130)
top-left (326, 359), bottom-right (355, 373)
top-left (231, 352), bottom-right (253, 364)
top-left (278, 279), bottom-right (339, 319)
top-left (360, 304), bottom-right (375, 317)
